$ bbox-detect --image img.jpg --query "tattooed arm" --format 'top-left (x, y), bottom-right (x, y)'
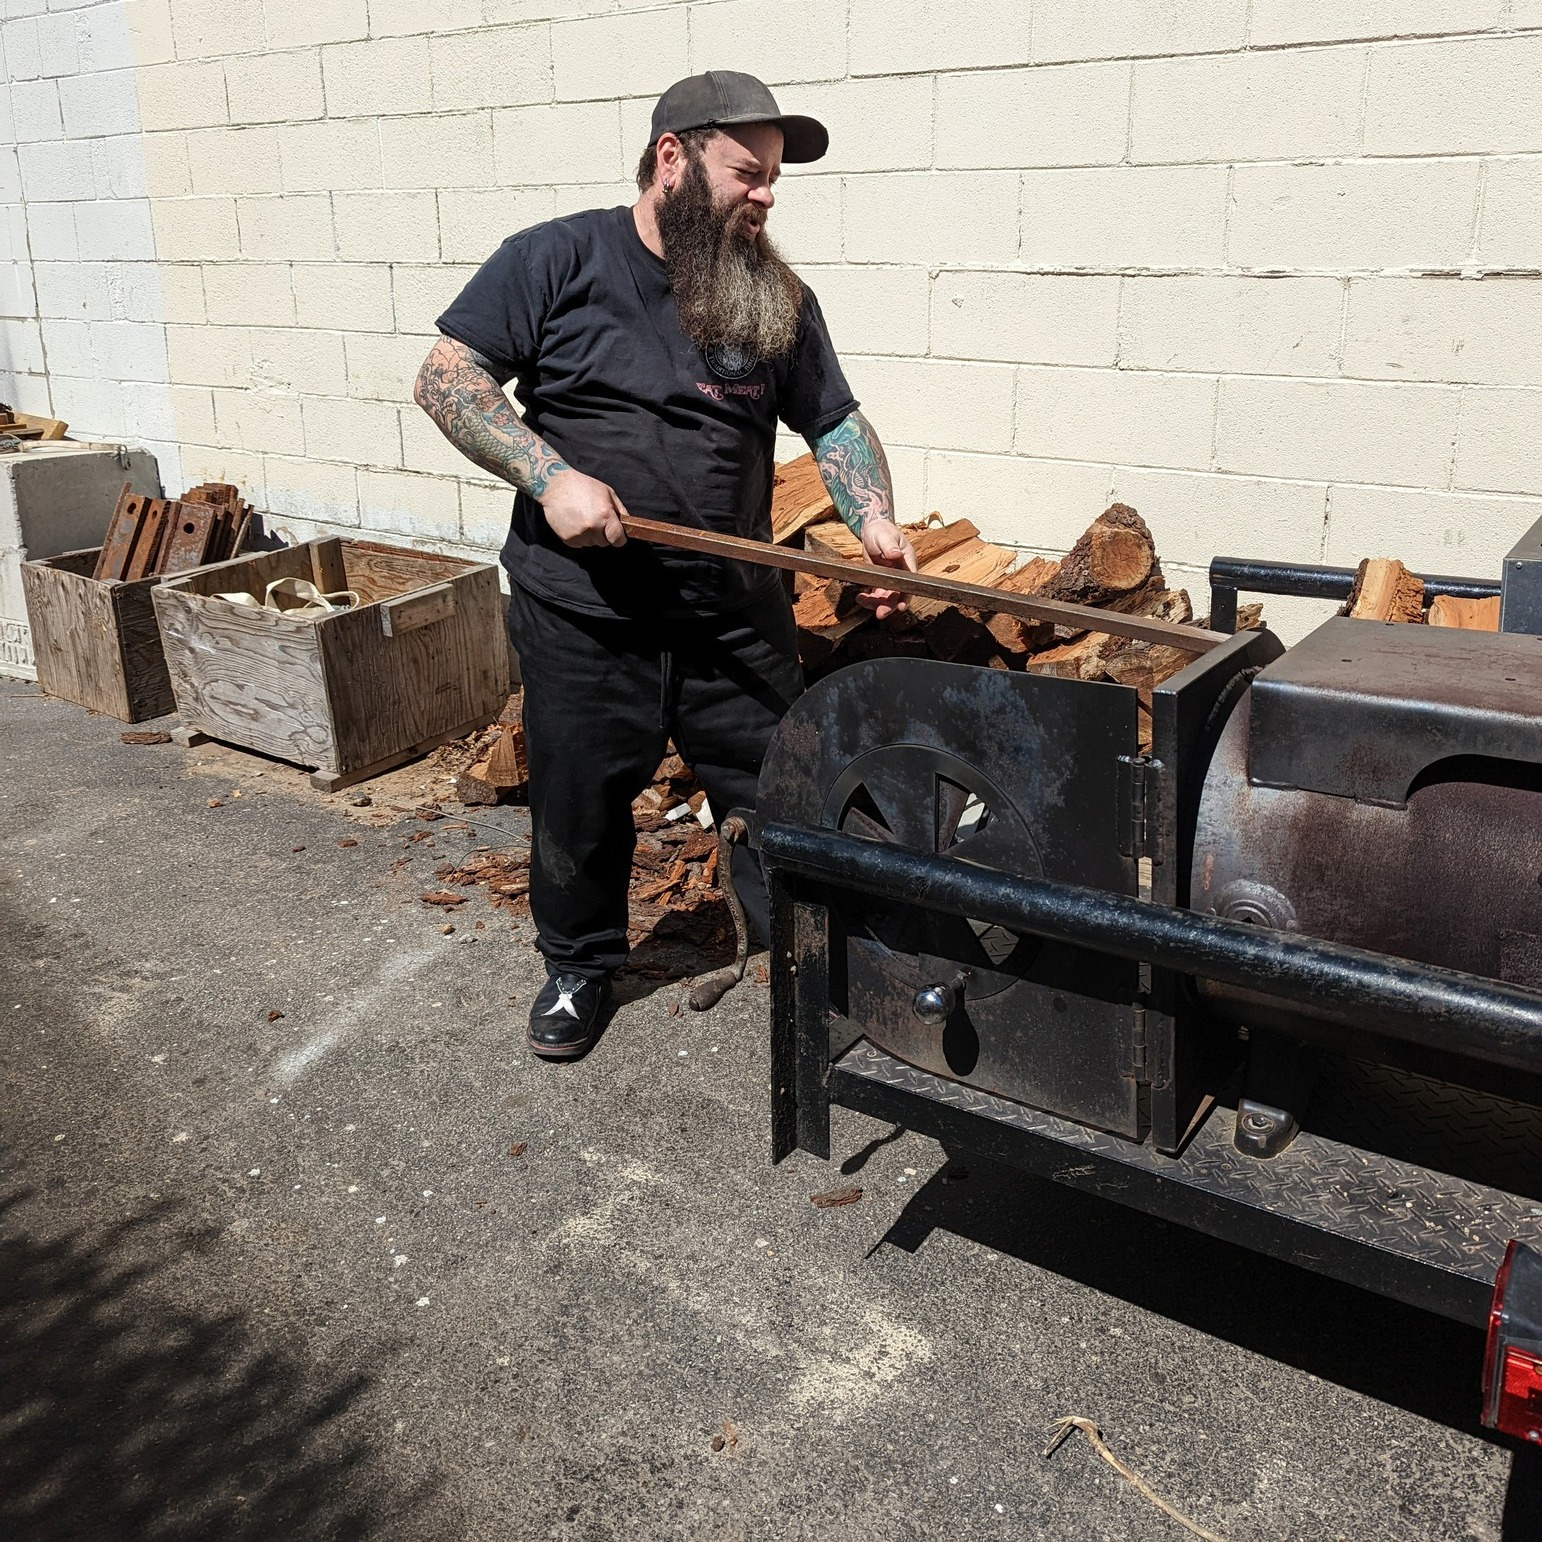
top-left (810, 409), bottom-right (917, 615)
top-left (413, 335), bottom-right (627, 548)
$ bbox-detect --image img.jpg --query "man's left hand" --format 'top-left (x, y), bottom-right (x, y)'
top-left (855, 519), bottom-right (918, 620)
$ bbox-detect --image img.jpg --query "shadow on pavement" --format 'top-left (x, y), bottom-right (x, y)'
top-left (880, 1149), bottom-right (1542, 1537)
top-left (0, 1188), bottom-right (436, 1541)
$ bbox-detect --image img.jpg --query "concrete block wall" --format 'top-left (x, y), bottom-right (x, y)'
top-left (6, 0), bottom-right (1542, 634)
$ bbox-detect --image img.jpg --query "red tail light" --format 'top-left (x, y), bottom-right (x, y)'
top-left (1484, 1240), bottom-right (1542, 1440)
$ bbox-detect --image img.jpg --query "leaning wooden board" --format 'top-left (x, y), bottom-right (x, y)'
top-left (619, 516), bottom-right (1228, 654)
top-left (151, 537), bottom-right (510, 790)
top-left (21, 547), bottom-right (175, 721)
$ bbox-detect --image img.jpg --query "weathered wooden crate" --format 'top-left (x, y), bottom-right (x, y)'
top-left (151, 536), bottom-right (509, 790)
top-left (20, 546), bottom-right (175, 721)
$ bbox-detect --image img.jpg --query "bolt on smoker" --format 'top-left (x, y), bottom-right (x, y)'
top-left (753, 515), bottom-right (1542, 1439)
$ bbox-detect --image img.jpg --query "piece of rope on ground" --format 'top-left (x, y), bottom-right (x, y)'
top-left (1042, 1417), bottom-right (1230, 1542)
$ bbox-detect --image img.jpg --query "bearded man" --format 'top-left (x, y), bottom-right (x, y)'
top-left (416, 70), bottom-right (915, 1059)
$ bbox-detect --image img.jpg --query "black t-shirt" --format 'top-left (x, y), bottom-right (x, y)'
top-left (435, 205), bottom-right (858, 619)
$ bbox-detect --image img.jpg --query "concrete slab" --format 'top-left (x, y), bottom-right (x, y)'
top-left (0, 676), bottom-right (1533, 1540)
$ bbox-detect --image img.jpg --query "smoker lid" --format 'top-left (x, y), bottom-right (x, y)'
top-left (1248, 615), bottom-right (1542, 806)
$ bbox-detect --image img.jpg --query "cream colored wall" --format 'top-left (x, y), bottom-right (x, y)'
top-left (5, 0), bottom-right (1542, 634)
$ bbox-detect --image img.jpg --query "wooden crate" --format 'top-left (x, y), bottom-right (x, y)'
top-left (20, 546), bottom-right (175, 721)
top-left (152, 536), bottom-right (509, 790)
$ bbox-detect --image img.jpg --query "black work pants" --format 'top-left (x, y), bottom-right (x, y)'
top-left (506, 579), bottom-right (803, 979)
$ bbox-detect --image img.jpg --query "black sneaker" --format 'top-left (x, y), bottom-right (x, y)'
top-left (527, 970), bottom-right (610, 1059)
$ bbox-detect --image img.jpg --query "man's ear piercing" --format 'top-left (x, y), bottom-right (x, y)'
top-left (663, 179), bottom-right (672, 192)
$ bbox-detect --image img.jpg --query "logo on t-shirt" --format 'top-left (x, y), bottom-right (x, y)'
top-left (704, 341), bottom-right (758, 380)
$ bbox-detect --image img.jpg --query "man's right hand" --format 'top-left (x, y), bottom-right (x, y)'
top-left (539, 468), bottom-right (628, 549)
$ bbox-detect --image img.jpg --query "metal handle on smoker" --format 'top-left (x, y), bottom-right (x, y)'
top-left (759, 822), bottom-right (1542, 1075)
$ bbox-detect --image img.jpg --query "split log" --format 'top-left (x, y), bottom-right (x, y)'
top-left (456, 723), bottom-right (528, 805)
top-left (770, 454), bottom-right (835, 543)
top-left (901, 536), bottom-right (1016, 623)
top-left (1044, 504), bottom-right (1157, 606)
top-left (986, 555), bottom-right (1062, 654)
top-left (1428, 594), bottom-right (1500, 630)
top-left (1345, 558), bottom-right (1424, 623)
top-left (804, 514), bottom-right (981, 569)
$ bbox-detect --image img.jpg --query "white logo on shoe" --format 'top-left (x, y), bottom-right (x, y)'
top-left (543, 982), bottom-right (582, 1019)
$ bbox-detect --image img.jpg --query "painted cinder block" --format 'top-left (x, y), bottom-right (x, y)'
top-left (136, 61), bottom-right (227, 131)
top-left (346, 332), bottom-right (433, 402)
top-left (235, 194), bottom-right (337, 262)
top-left (1227, 160), bottom-right (1481, 270)
top-left (428, 24), bottom-right (553, 112)
top-left (261, 0), bottom-right (368, 49)
top-left (391, 264), bottom-right (479, 337)
top-left (1130, 46), bottom-right (1364, 164)
top-left (12, 79), bottom-right (65, 142)
top-left (1326, 482), bottom-right (1542, 574)
top-left (1453, 387), bottom-right (1542, 496)
top-left (278, 119), bottom-right (383, 193)
top-left (262, 453), bottom-right (361, 527)
top-left (150, 195), bottom-right (240, 262)
top-left (691, 0), bottom-right (848, 85)
top-left (1248, 0), bottom-right (1505, 48)
top-left (1015, 365), bottom-right (1219, 471)
top-left (931, 272), bottom-right (1121, 367)
top-left (224, 51), bottom-right (325, 126)
top-left (844, 172), bottom-right (1020, 266)
top-left (935, 62), bottom-right (1130, 171)
top-left (844, 356), bottom-right (1017, 453)
top-left (804, 264), bottom-right (930, 358)
top-left (301, 394), bottom-right (402, 468)
top-left (1216, 376), bottom-right (1461, 486)
top-left (249, 326), bottom-right (349, 397)
top-left (1033, 0), bottom-right (1249, 63)
top-left (1119, 275), bottom-right (1344, 377)
top-left (1364, 36), bottom-right (1542, 156)
top-left (201, 262), bottom-right (296, 328)
top-left (213, 386), bottom-right (305, 456)
top-left (761, 171), bottom-right (841, 265)
top-left (372, 0), bottom-right (483, 36)
top-left (1474, 159), bottom-right (1542, 269)
top-left (57, 71), bottom-right (141, 141)
top-left (165, 322), bottom-right (254, 388)
top-left (357, 467), bottom-right (462, 540)
top-left (378, 113), bottom-right (494, 191)
top-left (185, 127), bottom-right (282, 197)
top-left (333, 191), bottom-right (440, 263)
top-left (169, 0), bottom-right (263, 59)
top-left (493, 101), bottom-right (623, 187)
top-left (849, 0), bottom-right (1028, 77)
top-left (774, 76), bottom-right (933, 175)
top-left (550, 8), bottom-right (688, 103)
top-left (322, 36), bottom-right (433, 120)
top-left (1021, 165), bottom-right (1228, 270)
top-left (1110, 466), bottom-right (1331, 568)
top-left (1343, 276), bottom-right (1542, 387)
top-left (293, 263), bottom-right (394, 333)
top-left (76, 197), bottom-right (158, 261)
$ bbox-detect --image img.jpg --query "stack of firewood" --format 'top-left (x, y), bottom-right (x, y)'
top-left (1342, 557), bottom-right (1500, 630)
top-left (772, 455), bottom-right (1258, 746)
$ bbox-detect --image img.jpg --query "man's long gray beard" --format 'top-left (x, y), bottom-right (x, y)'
top-left (657, 156), bottom-right (803, 361)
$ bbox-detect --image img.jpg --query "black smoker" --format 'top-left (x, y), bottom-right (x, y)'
top-left (753, 514), bottom-right (1542, 1337)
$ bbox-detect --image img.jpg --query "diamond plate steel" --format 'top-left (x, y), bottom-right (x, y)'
top-left (836, 1041), bottom-right (1542, 1303)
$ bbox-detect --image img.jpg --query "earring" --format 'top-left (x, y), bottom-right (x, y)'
top-left (663, 179), bottom-right (672, 192)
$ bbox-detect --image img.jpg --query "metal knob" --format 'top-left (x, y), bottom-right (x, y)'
top-left (912, 982), bottom-right (957, 1026)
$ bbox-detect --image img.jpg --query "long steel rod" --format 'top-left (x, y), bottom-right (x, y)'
top-left (759, 822), bottom-right (1542, 1073)
top-left (620, 515), bottom-right (1227, 654)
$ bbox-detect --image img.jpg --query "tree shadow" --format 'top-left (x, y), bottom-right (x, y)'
top-left (875, 1147), bottom-right (1542, 1537)
top-left (0, 1187), bottom-right (439, 1541)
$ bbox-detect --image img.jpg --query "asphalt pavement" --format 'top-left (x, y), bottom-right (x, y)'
top-left (1, 675), bottom-right (1535, 1541)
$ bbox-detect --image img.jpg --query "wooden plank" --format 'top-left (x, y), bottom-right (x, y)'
top-left (379, 580), bottom-right (455, 636)
top-left (342, 541), bottom-right (477, 605)
top-left (309, 711), bottom-right (498, 793)
top-left (625, 515), bottom-right (1224, 653)
top-left (620, 515), bottom-right (1226, 653)
top-left (309, 535), bottom-right (349, 598)
top-left (168, 541), bottom-right (313, 599)
top-left (23, 549), bottom-right (130, 718)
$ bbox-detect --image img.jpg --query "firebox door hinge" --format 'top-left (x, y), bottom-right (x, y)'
top-left (1117, 754), bottom-right (1162, 862)
top-left (1130, 1003), bottom-right (1149, 1081)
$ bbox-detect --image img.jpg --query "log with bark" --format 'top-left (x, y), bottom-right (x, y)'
top-left (1428, 594), bottom-right (1500, 630)
top-left (1345, 558), bottom-right (1425, 623)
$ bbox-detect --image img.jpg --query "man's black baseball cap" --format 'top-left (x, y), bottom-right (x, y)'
top-left (648, 70), bottom-right (829, 163)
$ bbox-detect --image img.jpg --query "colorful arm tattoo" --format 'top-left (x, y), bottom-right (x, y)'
top-left (810, 410), bottom-right (896, 536)
top-left (413, 335), bottom-right (570, 497)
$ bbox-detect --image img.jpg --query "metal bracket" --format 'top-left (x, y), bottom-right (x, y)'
top-left (1117, 754), bottom-right (1163, 861)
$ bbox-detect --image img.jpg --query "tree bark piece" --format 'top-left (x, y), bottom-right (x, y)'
top-left (1428, 594), bottom-right (1500, 630)
top-left (1345, 558), bottom-right (1425, 623)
